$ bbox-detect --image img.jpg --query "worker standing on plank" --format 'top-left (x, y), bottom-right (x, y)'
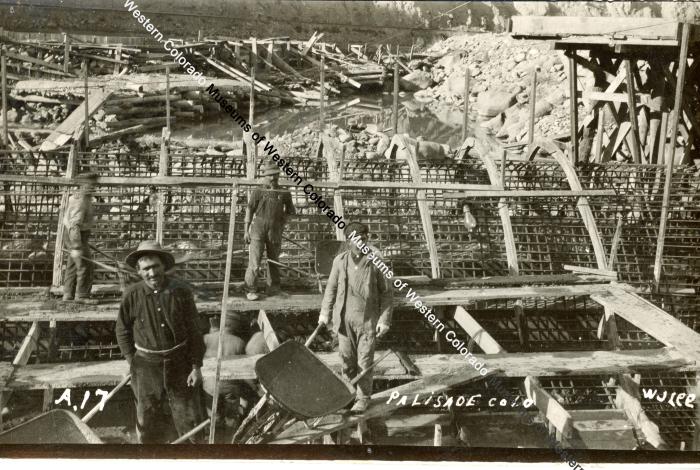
top-left (318, 222), bottom-right (393, 413)
top-left (61, 172), bottom-right (99, 305)
top-left (243, 161), bottom-right (295, 300)
top-left (116, 240), bottom-right (206, 444)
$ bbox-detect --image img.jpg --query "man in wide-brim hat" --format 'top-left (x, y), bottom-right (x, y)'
top-left (62, 172), bottom-right (99, 305)
top-left (243, 161), bottom-right (296, 300)
top-left (116, 240), bottom-right (206, 443)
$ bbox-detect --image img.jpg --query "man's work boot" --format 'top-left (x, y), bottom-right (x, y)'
top-left (350, 398), bottom-right (369, 414)
top-left (246, 292), bottom-right (260, 301)
top-left (61, 294), bottom-right (74, 302)
top-left (75, 296), bottom-right (100, 305)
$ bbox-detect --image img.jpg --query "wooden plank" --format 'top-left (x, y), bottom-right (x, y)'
top-left (6, 347), bottom-right (689, 392)
top-left (615, 374), bottom-right (666, 448)
top-left (12, 321), bottom-right (40, 367)
top-left (524, 376), bottom-right (573, 439)
top-left (552, 151), bottom-right (608, 268)
top-left (591, 287), bottom-right (700, 360)
top-left (39, 88), bottom-right (112, 151)
top-left (5, 50), bottom-right (70, 73)
top-left (563, 265), bottom-right (617, 278)
top-left (257, 309), bottom-right (280, 351)
top-left (510, 16), bottom-right (680, 40)
top-left (0, 283), bottom-right (620, 322)
top-left (476, 151), bottom-right (518, 275)
top-left (454, 306), bottom-right (505, 354)
top-left (398, 134), bottom-right (440, 279)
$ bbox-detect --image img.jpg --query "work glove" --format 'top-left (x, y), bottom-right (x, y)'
top-left (318, 315), bottom-right (329, 326)
top-left (376, 323), bottom-right (390, 338)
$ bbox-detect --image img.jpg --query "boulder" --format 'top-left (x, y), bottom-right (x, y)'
top-left (399, 70), bottom-right (433, 91)
top-left (476, 89), bottom-right (517, 118)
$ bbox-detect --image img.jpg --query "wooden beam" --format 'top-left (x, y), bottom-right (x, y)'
top-left (510, 16), bottom-right (682, 40)
top-left (524, 376), bottom-right (573, 439)
top-left (591, 286), bottom-right (700, 360)
top-left (395, 134), bottom-right (440, 278)
top-left (563, 265), bottom-right (617, 278)
top-left (40, 88), bottom-right (112, 152)
top-left (0, 283), bottom-right (621, 322)
top-left (12, 321), bottom-right (40, 367)
top-left (615, 373), bottom-right (666, 449)
top-left (6, 347), bottom-right (689, 391)
top-left (257, 309), bottom-right (280, 351)
top-left (454, 306), bottom-right (505, 354)
top-left (653, 23), bottom-right (692, 288)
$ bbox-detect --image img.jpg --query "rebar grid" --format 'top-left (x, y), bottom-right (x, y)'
top-left (77, 150), bottom-right (160, 177)
top-left (0, 150), bottom-right (70, 177)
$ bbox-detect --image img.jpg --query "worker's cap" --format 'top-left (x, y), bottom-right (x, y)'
top-left (259, 161), bottom-right (281, 177)
top-left (125, 240), bottom-right (175, 270)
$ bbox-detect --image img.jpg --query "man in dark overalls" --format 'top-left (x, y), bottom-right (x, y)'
top-left (243, 162), bottom-right (295, 300)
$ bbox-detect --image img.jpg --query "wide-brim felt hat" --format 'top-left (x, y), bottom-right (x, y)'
top-left (260, 162), bottom-right (280, 177)
top-left (125, 240), bottom-right (175, 270)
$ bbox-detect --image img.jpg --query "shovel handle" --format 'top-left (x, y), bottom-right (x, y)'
top-left (350, 349), bottom-right (393, 386)
top-left (305, 323), bottom-right (324, 348)
top-left (81, 373), bottom-right (131, 423)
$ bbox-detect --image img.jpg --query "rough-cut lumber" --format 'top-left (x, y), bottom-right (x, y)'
top-left (0, 284), bottom-right (618, 322)
top-left (591, 287), bottom-right (700, 360)
top-left (257, 310), bottom-right (280, 351)
top-left (39, 88), bottom-right (111, 151)
top-left (615, 374), bottom-right (666, 449)
top-left (524, 376), bottom-right (573, 439)
top-left (12, 321), bottom-right (40, 367)
top-left (454, 306), bottom-right (505, 354)
top-left (563, 265), bottom-right (617, 278)
top-left (5, 347), bottom-right (689, 391)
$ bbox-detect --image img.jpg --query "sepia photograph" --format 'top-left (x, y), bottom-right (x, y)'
top-left (0, 0), bottom-right (698, 466)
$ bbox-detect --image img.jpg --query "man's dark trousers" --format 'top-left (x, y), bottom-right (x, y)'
top-left (130, 349), bottom-right (202, 443)
top-left (63, 227), bottom-right (92, 299)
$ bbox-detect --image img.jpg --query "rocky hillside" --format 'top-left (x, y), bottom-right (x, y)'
top-left (408, 32), bottom-right (574, 143)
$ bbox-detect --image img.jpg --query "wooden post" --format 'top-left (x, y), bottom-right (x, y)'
top-left (209, 182), bottom-right (238, 443)
top-left (1, 47), bottom-right (7, 147)
top-left (83, 60), bottom-right (89, 148)
top-left (63, 33), bottom-right (70, 74)
top-left (392, 55), bottom-right (399, 136)
top-left (113, 44), bottom-right (121, 76)
top-left (625, 59), bottom-right (642, 163)
top-left (52, 144), bottom-right (77, 288)
top-left (319, 54), bottom-right (325, 133)
top-left (500, 148), bottom-right (506, 189)
top-left (462, 68), bottom-right (470, 142)
top-left (594, 105), bottom-right (605, 163)
top-left (528, 69), bottom-right (537, 150)
top-left (653, 23), bottom-right (690, 288)
top-left (568, 54), bottom-right (579, 164)
top-left (156, 127), bottom-right (168, 244)
top-left (165, 65), bottom-right (171, 134)
top-left (248, 38), bottom-right (257, 174)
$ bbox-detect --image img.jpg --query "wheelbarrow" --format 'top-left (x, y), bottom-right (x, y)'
top-left (232, 324), bottom-right (392, 444)
top-left (0, 374), bottom-right (130, 444)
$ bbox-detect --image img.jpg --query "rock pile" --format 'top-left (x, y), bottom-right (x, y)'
top-left (409, 33), bottom-right (578, 143)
